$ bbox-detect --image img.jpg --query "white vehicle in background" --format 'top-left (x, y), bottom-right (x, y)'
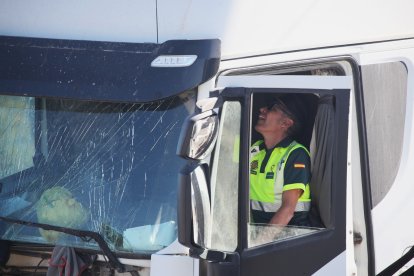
top-left (0, 1), bottom-right (414, 275)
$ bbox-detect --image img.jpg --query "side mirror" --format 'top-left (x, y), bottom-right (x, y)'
top-left (177, 110), bottom-right (219, 160)
top-left (178, 163), bottom-right (226, 261)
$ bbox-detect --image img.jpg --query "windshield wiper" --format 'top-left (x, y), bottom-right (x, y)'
top-left (0, 216), bottom-right (134, 274)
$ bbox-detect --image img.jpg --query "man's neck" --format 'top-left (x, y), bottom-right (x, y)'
top-left (263, 133), bottom-right (288, 149)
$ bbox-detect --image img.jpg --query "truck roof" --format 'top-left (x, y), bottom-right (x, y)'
top-left (1, 0), bottom-right (414, 59)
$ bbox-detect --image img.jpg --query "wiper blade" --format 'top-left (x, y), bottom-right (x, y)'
top-left (0, 216), bottom-right (126, 273)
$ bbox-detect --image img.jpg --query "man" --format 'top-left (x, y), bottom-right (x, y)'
top-left (250, 94), bottom-right (311, 227)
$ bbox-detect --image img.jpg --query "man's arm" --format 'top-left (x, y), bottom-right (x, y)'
top-left (269, 189), bottom-right (303, 226)
top-left (269, 146), bottom-right (310, 226)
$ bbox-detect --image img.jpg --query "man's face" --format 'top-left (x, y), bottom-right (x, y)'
top-left (255, 105), bottom-right (291, 136)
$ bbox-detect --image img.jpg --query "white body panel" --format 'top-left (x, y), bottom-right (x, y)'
top-left (1, 0), bottom-right (414, 59)
top-left (158, 0), bottom-right (414, 59)
top-left (151, 255), bottom-right (198, 276)
top-left (359, 48), bottom-right (414, 273)
top-left (0, 0), bottom-right (157, 43)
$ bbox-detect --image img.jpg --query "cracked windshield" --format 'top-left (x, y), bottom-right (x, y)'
top-left (0, 92), bottom-right (194, 254)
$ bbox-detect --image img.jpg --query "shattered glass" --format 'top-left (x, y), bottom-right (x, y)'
top-left (0, 93), bottom-right (194, 254)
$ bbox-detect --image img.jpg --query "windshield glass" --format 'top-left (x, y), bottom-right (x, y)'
top-left (0, 92), bottom-right (194, 254)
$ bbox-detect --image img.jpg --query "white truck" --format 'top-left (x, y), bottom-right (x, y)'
top-left (0, 0), bottom-right (414, 275)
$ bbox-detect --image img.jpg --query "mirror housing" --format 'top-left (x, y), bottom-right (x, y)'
top-left (177, 110), bottom-right (219, 160)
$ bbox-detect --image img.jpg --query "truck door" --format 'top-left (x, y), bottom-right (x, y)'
top-left (177, 75), bottom-right (352, 276)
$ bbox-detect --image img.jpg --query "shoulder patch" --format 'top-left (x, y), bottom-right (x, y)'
top-left (294, 163), bottom-right (306, 169)
top-left (251, 160), bottom-right (259, 170)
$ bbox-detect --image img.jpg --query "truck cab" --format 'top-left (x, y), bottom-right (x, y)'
top-left (1, 1), bottom-right (414, 275)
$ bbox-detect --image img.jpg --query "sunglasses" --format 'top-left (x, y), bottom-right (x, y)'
top-left (267, 99), bottom-right (295, 120)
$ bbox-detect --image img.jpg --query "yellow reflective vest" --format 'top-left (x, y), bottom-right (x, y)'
top-left (250, 140), bottom-right (311, 213)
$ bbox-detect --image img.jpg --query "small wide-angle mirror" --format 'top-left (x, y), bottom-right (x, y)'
top-left (177, 110), bottom-right (219, 160)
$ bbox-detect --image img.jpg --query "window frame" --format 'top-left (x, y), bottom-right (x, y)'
top-left (246, 87), bottom-right (348, 275)
top-left (214, 77), bottom-right (351, 275)
top-left (215, 57), bottom-right (376, 275)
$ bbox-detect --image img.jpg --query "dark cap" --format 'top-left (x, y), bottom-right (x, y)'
top-left (269, 94), bottom-right (308, 137)
top-left (270, 94), bottom-right (306, 124)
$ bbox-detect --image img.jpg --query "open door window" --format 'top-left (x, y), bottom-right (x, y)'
top-left (176, 74), bottom-right (351, 275)
top-left (215, 75), bottom-right (351, 275)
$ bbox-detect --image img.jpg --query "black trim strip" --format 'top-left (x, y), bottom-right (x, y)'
top-left (377, 246), bottom-right (414, 276)
top-left (351, 60), bottom-right (376, 276)
top-left (240, 90), bottom-right (252, 251)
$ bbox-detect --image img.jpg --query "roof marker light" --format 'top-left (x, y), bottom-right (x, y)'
top-left (151, 55), bottom-right (197, 68)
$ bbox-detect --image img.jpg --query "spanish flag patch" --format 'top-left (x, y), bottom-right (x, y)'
top-left (294, 163), bottom-right (306, 169)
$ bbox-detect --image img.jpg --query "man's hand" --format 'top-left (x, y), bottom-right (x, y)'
top-left (269, 189), bottom-right (303, 226)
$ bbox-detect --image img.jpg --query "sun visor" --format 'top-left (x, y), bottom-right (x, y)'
top-left (0, 36), bottom-right (220, 102)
